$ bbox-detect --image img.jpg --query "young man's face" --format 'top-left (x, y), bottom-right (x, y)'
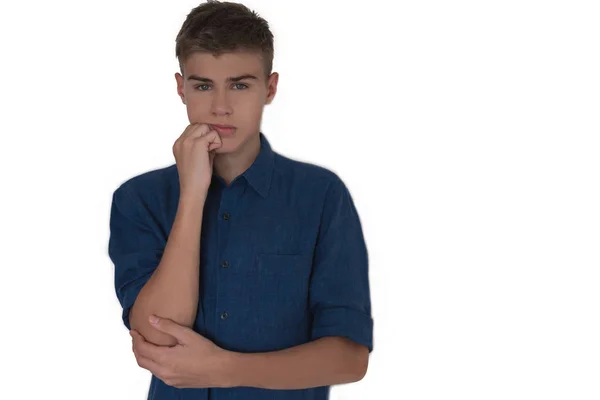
top-left (175, 51), bottom-right (278, 154)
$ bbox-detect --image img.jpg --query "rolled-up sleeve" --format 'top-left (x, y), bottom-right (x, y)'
top-left (309, 175), bottom-right (374, 353)
top-left (108, 184), bottom-right (165, 330)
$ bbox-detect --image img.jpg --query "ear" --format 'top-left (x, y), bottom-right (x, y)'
top-left (175, 72), bottom-right (186, 105)
top-left (265, 72), bottom-right (279, 105)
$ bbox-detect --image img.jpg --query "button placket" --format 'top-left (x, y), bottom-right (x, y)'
top-left (215, 182), bottom-right (244, 331)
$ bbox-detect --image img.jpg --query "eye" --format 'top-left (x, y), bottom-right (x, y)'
top-left (194, 83), bottom-right (248, 91)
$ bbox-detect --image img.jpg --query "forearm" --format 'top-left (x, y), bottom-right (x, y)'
top-left (225, 336), bottom-right (368, 390)
top-left (130, 194), bottom-right (205, 346)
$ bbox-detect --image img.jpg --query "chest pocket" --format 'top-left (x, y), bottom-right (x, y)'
top-left (253, 253), bottom-right (313, 328)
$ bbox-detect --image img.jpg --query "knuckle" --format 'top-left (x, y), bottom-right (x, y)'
top-left (191, 123), bottom-right (206, 132)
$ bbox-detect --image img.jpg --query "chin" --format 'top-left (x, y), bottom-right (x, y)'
top-left (214, 142), bottom-right (232, 153)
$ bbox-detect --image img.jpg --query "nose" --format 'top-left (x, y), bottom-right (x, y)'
top-left (210, 89), bottom-right (233, 116)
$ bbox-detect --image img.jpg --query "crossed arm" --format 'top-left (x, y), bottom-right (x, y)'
top-left (131, 316), bottom-right (369, 389)
top-left (226, 335), bottom-right (369, 389)
top-left (112, 182), bottom-right (371, 389)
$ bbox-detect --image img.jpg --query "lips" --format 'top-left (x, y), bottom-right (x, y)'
top-left (209, 124), bottom-right (236, 136)
top-left (210, 124), bottom-right (236, 129)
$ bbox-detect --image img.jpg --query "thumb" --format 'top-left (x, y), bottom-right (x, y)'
top-left (148, 315), bottom-right (193, 344)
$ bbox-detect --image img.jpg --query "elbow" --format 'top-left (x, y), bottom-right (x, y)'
top-left (353, 361), bottom-right (368, 382)
top-left (333, 337), bottom-right (370, 383)
top-left (348, 342), bottom-right (370, 382)
top-left (129, 308), bottom-right (183, 347)
top-left (133, 321), bottom-right (179, 347)
top-left (349, 354), bottom-right (368, 382)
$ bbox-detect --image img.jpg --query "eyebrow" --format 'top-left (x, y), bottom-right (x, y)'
top-left (187, 74), bottom-right (259, 83)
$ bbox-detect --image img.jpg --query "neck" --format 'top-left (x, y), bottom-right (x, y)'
top-left (213, 133), bottom-right (261, 186)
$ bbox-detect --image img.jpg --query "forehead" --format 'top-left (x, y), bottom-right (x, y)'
top-left (183, 51), bottom-right (264, 79)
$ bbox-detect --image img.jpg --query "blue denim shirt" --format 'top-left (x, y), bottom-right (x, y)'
top-left (108, 132), bottom-right (374, 399)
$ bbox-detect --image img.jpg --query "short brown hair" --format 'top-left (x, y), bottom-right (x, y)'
top-left (175, 1), bottom-right (274, 79)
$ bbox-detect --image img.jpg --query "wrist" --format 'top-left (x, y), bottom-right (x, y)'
top-left (179, 189), bottom-right (207, 204)
top-left (217, 350), bottom-right (244, 388)
top-left (178, 192), bottom-right (206, 214)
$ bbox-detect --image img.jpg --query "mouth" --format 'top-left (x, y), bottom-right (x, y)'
top-left (210, 124), bottom-right (236, 129)
top-left (209, 124), bottom-right (236, 136)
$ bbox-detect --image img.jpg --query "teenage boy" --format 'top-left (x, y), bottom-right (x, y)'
top-left (108, 2), bottom-right (374, 399)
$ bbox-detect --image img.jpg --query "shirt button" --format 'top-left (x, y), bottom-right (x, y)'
top-left (223, 212), bottom-right (230, 220)
top-left (220, 312), bottom-right (228, 320)
top-left (221, 260), bottom-right (229, 268)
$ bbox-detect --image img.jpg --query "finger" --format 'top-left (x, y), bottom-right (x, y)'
top-left (202, 130), bottom-right (223, 150)
top-left (130, 329), bottom-right (143, 338)
top-left (130, 330), bottom-right (144, 342)
top-left (185, 123), bottom-right (211, 138)
top-left (176, 124), bottom-right (198, 143)
top-left (135, 353), bottom-right (168, 378)
top-left (132, 330), bottom-right (169, 363)
top-left (130, 330), bottom-right (146, 347)
top-left (186, 127), bottom-right (217, 142)
top-left (178, 127), bottom-right (217, 152)
top-left (130, 331), bottom-right (137, 352)
top-left (149, 315), bottom-right (194, 344)
top-left (130, 330), bottom-right (142, 353)
top-left (208, 143), bottom-right (221, 152)
top-left (175, 123), bottom-right (210, 148)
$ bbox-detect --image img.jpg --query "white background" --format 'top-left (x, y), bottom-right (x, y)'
top-left (1, 0), bottom-right (599, 399)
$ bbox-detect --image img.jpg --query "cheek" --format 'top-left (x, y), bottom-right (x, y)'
top-left (184, 101), bottom-right (206, 120)
top-left (243, 98), bottom-right (265, 117)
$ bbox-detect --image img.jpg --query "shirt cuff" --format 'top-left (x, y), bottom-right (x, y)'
top-left (311, 306), bottom-right (374, 353)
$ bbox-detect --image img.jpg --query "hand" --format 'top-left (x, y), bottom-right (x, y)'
top-left (130, 315), bottom-right (233, 389)
top-left (173, 123), bottom-right (223, 198)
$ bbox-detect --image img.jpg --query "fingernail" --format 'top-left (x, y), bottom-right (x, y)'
top-left (149, 315), bottom-right (159, 324)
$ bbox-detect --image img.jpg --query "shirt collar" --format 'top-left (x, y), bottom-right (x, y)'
top-left (242, 132), bottom-right (274, 198)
